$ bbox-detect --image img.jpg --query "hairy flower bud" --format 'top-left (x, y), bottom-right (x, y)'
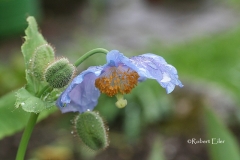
top-left (44, 58), bottom-right (75, 88)
top-left (31, 44), bottom-right (55, 80)
top-left (74, 111), bottom-right (109, 151)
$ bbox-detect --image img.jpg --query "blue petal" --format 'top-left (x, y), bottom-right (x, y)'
top-left (56, 66), bottom-right (103, 113)
top-left (106, 50), bottom-right (126, 66)
top-left (130, 53), bottom-right (183, 93)
top-left (106, 50), bottom-right (143, 73)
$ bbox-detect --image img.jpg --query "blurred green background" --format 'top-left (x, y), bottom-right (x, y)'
top-left (0, 0), bottom-right (240, 160)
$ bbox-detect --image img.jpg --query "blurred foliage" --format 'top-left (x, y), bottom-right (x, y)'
top-left (0, 53), bottom-right (25, 96)
top-left (1, 17), bottom-right (240, 160)
top-left (150, 28), bottom-right (240, 102)
top-left (223, 0), bottom-right (240, 7)
top-left (53, 25), bottom-right (240, 159)
top-left (205, 106), bottom-right (240, 160)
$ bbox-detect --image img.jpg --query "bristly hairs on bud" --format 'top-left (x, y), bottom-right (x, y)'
top-left (30, 43), bottom-right (55, 80)
top-left (74, 111), bottom-right (109, 151)
top-left (44, 57), bottom-right (76, 88)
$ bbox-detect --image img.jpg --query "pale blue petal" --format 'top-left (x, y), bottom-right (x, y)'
top-left (56, 66), bottom-right (103, 113)
top-left (141, 53), bottom-right (167, 64)
top-left (106, 50), bottom-right (141, 72)
top-left (130, 54), bottom-right (183, 93)
top-left (106, 50), bottom-right (126, 66)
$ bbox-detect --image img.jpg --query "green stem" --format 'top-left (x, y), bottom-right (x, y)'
top-left (74, 48), bottom-right (109, 67)
top-left (15, 112), bottom-right (39, 160)
top-left (16, 85), bottom-right (52, 160)
top-left (38, 85), bottom-right (53, 98)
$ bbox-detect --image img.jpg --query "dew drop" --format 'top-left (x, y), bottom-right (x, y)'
top-left (92, 125), bottom-right (94, 127)
top-left (107, 128), bottom-right (110, 131)
top-left (87, 109), bottom-right (90, 112)
top-left (21, 102), bottom-right (25, 106)
top-left (161, 72), bottom-right (171, 82)
top-left (95, 117), bottom-right (98, 119)
top-left (71, 131), bottom-right (74, 134)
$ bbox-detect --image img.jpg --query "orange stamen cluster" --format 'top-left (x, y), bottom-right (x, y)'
top-left (95, 66), bottom-right (139, 97)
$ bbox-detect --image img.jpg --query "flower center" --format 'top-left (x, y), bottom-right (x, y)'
top-left (95, 66), bottom-right (139, 97)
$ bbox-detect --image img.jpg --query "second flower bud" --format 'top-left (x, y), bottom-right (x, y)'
top-left (44, 58), bottom-right (75, 88)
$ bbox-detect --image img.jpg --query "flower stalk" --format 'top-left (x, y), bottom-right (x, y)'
top-left (74, 48), bottom-right (108, 67)
top-left (15, 113), bottom-right (39, 160)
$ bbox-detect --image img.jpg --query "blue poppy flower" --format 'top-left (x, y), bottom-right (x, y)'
top-left (56, 50), bottom-right (183, 113)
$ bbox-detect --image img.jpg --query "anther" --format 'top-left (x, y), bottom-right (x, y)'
top-left (95, 66), bottom-right (139, 97)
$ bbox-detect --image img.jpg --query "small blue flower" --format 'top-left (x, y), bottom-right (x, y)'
top-left (56, 50), bottom-right (183, 113)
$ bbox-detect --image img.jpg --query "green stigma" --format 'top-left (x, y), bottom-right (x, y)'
top-left (115, 94), bottom-right (127, 108)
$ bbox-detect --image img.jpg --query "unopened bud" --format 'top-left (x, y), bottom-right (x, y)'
top-left (31, 44), bottom-right (55, 80)
top-left (75, 111), bottom-right (109, 151)
top-left (44, 58), bottom-right (75, 88)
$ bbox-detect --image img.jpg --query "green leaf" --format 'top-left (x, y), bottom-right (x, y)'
top-left (16, 88), bottom-right (55, 113)
top-left (21, 16), bottom-right (47, 70)
top-left (204, 106), bottom-right (240, 160)
top-left (0, 91), bottom-right (57, 140)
